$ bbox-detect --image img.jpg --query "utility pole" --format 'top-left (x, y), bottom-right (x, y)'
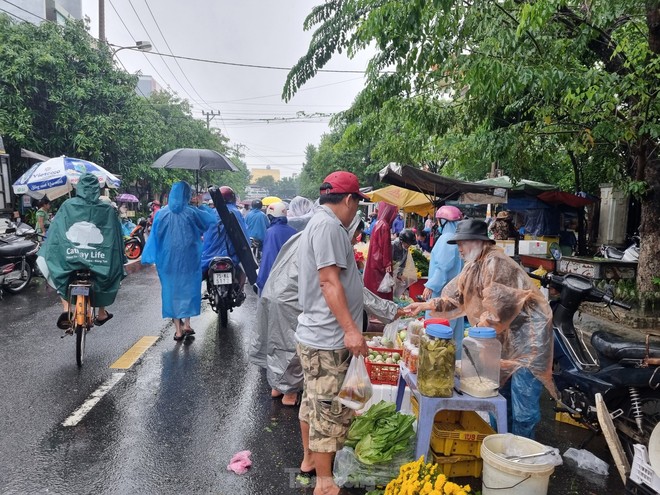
top-left (202, 110), bottom-right (223, 130)
top-left (98, 0), bottom-right (106, 42)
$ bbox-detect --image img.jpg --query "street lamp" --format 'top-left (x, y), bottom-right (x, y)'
top-left (111, 41), bottom-right (152, 59)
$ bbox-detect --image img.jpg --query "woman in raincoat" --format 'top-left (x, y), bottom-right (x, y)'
top-left (363, 202), bottom-right (398, 300)
top-left (248, 214), bottom-right (401, 406)
top-left (422, 205), bottom-right (465, 355)
top-left (142, 181), bottom-right (215, 341)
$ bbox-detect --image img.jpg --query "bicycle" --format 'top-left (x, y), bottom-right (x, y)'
top-left (66, 270), bottom-right (94, 367)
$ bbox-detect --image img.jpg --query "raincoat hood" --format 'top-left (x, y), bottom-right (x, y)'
top-left (288, 196), bottom-right (314, 218)
top-left (168, 181), bottom-right (192, 214)
top-left (377, 202), bottom-right (398, 225)
top-left (269, 216), bottom-right (289, 227)
top-left (75, 173), bottom-right (101, 203)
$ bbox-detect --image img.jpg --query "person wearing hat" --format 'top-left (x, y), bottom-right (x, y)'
top-left (489, 210), bottom-right (518, 240)
top-left (295, 171), bottom-right (370, 495)
top-left (405, 219), bottom-right (557, 439)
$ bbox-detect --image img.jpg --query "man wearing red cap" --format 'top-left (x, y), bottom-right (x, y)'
top-left (295, 171), bottom-right (369, 495)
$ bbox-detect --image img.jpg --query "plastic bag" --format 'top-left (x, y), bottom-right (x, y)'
top-left (333, 444), bottom-right (415, 488)
top-left (377, 272), bottom-right (395, 293)
top-left (393, 251), bottom-right (418, 298)
top-left (563, 448), bottom-right (608, 475)
top-left (338, 356), bottom-right (373, 410)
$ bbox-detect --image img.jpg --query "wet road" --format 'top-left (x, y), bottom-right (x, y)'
top-left (0, 267), bottom-right (627, 494)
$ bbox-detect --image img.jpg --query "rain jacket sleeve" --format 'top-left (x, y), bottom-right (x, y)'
top-left (430, 244), bottom-right (556, 397)
top-left (141, 181), bottom-right (216, 318)
top-left (245, 209), bottom-right (269, 241)
top-left (256, 218), bottom-right (297, 293)
top-left (363, 202), bottom-right (398, 299)
top-left (39, 173), bottom-right (126, 307)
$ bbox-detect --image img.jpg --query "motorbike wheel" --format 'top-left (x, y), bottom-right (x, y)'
top-left (615, 390), bottom-right (660, 462)
top-left (75, 324), bottom-right (86, 367)
top-left (124, 240), bottom-right (142, 260)
top-left (218, 299), bottom-right (229, 328)
top-left (4, 262), bottom-right (33, 294)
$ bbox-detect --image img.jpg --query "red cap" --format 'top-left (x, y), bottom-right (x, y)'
top-left (320, 171), bottom-right (369, 200)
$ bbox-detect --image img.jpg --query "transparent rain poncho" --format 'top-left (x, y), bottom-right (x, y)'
top-left (287, 196), bottom-right (315, 232)
top-left (142, 181), bottom-right (215, 319)
top-left (429, 243), bottom-right (557, 398)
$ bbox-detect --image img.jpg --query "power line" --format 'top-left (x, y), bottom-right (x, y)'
top-left (0, 6), bottom-right (31, 22)
top-left (2, 0), bottom-right (47, 21)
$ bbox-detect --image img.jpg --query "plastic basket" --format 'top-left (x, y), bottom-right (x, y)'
top-left (430, 450), bottom-right (483, 478)
top-left (630, 444), bottom-right (660, 493)
top-left (430, 410), bottom-right (496, 457)
top-left (365, 359), bottom-right (400, 385)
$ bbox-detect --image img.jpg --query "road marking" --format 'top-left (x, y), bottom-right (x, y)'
top-left (62, 373), bottom-right (125, 427)
top-left (110, 336), bottom-right (159, 369)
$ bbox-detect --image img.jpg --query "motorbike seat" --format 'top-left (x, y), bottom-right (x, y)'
top-left (602, 246), bottom-right (624, 259)
top-left (0, 239), bottom-right (37, 257)
top-left (591, 330), bottom-right (660, 361)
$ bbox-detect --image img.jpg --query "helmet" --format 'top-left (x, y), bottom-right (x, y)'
top-left (436, 205), bottom-right (463, 221)
top-left (399, 229), bottom-right (416, 246)
top-left (251, 199), bottom-right (263, 210)
top-left (266, 202), bottom-right (287, 218)
top-left (219, 186), bottom-right (236, 203)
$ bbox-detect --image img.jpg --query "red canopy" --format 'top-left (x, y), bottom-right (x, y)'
top-left (537, 191), bottom-right (596, 208)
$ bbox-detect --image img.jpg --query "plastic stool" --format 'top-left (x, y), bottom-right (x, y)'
top-left (395, 363), bottom-right (508, 460)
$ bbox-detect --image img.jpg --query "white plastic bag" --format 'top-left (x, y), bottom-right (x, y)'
top-left (394, 251), bottom-right (418, 297)
top-left (377, 272), bottom-right (395, 293)
top-left (338, 356), bottom-right (373, 409)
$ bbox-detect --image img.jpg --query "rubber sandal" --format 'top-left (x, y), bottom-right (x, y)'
top-left (57, 312), bottom-right (72, 330)
top-left (173, 333), bottom-right (185, 341)
top-left (183, 328), bottom-right (195, 336)
top-left (94, 313), bottom-right (113, 326)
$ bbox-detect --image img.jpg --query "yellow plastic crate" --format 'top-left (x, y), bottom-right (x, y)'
top-left (430, 450), bottom-right (483, 478)
top-left (430, 410), bottom-right (495, 457)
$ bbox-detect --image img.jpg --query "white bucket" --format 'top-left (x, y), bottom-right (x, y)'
top-left (481, 434), bottom-right (555, 495)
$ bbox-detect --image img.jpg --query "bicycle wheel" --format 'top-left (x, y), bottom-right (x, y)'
top-left (75, 324), bottom-right (86, 367)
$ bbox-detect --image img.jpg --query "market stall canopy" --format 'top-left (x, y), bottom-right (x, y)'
top-left (537, 191), bottom-right (596, 208)
top-left (475, 175), bottom-right (557, 194)
top-left (367, 185), bottom-right (435, 216)
top-left (20, 149), bottom-right (50, 162)
top-left (379, 164), bottom-right (508, 203)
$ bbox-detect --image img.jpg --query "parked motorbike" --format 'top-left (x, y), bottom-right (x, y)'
top-left (124, 217), bottom-right (147, 260)
top-left (530, 270), bottom-right (660, 462)
top-left (205, 256), bottom-right (246, 327)
top-left (0, 227), bottom-right (40, 297)
top-left (250, 237), bottom-right (262, 264)
top-left (599, 234), bottom-right (640, 262)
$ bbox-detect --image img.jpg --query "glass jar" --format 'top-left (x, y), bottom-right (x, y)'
top-left (417, 324), bottom-right (455, 397)
top-left (460, 327), bottom-right (501, 398)
top-left (409, 347), bottom-right (419, 373)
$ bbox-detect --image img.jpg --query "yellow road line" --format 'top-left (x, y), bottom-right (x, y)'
top-left (110, 336), bottom-right (159, 369)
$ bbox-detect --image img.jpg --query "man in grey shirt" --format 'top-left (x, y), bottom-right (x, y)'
top-left (295, 171), bottom-right (369, 495)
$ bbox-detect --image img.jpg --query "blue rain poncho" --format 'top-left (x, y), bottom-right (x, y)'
top-left (142, 181), bottom-right (215, 319)
top-left (245, 208), bottom-right (269, 241)
top-left (425, 220), bottom-right (464, 354)
top-left (200, 202), bottom-right (249, 271)
top-left (256, 216), bottom-right (297, 293)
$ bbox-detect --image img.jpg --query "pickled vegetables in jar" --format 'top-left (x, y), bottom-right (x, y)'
top-left (417, 324), bottom-right (455, 397)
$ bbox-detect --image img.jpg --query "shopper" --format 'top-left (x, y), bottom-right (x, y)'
top-left (391, 210), bottom-right (404, 235)
top-left (34, 197), bottom-right (51, 236)
top-left (405, 219), bottom-right (556, 439)
top-left (256, 202), bottom-right (296, 294)
top-left (363, 202), bottom-right (398, 300)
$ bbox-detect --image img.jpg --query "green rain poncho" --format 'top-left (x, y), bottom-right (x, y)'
top-left (39, 174), bottom-right (126, 307)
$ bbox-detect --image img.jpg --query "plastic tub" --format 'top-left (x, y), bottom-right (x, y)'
top-left (481, 434), bottom-right (555, 495)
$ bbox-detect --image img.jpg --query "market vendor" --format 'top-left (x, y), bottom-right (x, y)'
top-left (405, 219), bottom-right (557, 439)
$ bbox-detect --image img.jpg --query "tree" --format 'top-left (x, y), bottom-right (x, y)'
top-left (254, 175), bottom-right (277, 192)
top-left (285, 0), bottom-right (660, 309)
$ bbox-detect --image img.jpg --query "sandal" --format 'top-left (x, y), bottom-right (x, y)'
top-left (56, 312), bottom-right (72, 330)
top-left (94, 313), bottom-right (114, 326)
top-left (173, 333), bottom-right (185, 341)
top-left (183, 328), bottom-right (195, 336)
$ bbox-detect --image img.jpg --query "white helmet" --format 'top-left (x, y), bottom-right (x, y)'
top-left (266, 201), bottom-right (287, 218)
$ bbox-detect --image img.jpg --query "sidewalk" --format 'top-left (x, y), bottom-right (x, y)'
top-left (574, 306), bottom-right (660, 344)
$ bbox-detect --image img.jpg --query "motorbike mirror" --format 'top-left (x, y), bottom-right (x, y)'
top-left (549, 242), bottom-right (562, 261)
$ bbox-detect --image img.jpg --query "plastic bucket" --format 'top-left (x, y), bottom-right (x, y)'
top-left (481, 434), bottom-right (555, 495)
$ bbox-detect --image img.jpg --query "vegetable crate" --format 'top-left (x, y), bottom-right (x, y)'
top-left (365, 339), bottom-right (402, 386)
top-left (430, 410), bottom-right (495, 457)
top-left (430, 450), bottom-right (483, 478)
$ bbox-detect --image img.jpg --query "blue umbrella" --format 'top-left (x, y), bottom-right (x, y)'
top-left (12, 156), bottom-right (121, 200)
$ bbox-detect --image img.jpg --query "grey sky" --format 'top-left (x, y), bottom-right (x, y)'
top-left (81, 0), bottom-right (370, 178)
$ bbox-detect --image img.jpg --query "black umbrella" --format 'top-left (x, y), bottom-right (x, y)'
top-left (151, 148), bottom-right (239, 192)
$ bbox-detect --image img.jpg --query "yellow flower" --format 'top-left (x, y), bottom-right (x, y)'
top-left (463, 485), bottom-right (471, 493)
top-left (443, 481), bottom-right (460, 494)
top-left (434, 473), bottom-right (447, 489)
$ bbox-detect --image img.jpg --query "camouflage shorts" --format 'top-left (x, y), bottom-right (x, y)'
top-left (297, 343), bottom-right (353, 453)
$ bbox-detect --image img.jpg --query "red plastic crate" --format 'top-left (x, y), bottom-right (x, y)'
top-left (365, 358), bottom-right (400, 385)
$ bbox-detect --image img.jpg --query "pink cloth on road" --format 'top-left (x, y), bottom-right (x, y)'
top-left (227, 450), bottom-right (252, 474)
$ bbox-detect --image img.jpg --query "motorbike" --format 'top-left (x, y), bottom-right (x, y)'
top-left (124, 217), bottom-right (147, 260)
top-left (205, 256), bottom-right (246, 327)
top-left (530, 270), bottom-right (660, 462)
top-left (599, 234), bottom-right (640, 262)
top-left (250, 237), bottom-right (262, 264)
top-left (0, 226), bottom-right (40, 297)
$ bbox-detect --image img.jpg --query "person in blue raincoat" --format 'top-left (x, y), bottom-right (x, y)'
top-left (245, 199), bottom-right (269, 243)
top-left (142, 181), bottom-right (215, 341)
top-left (422, 205), bottom-right (465, 356)
top-left (256, 202), bottom-right (296, 294)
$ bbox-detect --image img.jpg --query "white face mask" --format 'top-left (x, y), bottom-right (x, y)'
top-left (458, 240), bottom-right (485, 262)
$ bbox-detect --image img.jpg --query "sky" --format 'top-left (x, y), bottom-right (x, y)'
top-left (81, 0), bottom-right (372, 178)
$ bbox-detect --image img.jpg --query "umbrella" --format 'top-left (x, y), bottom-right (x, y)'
top-left (116, 193), bottom-right (139, 203)
top-left (261, 196), bottom-right (282, 206)
top-left (12, 156), bottom-right (121, 200)
top-left (151, 148), bottom-right (238, 191)
top-left (367, 185), bottom-right (434, 216)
